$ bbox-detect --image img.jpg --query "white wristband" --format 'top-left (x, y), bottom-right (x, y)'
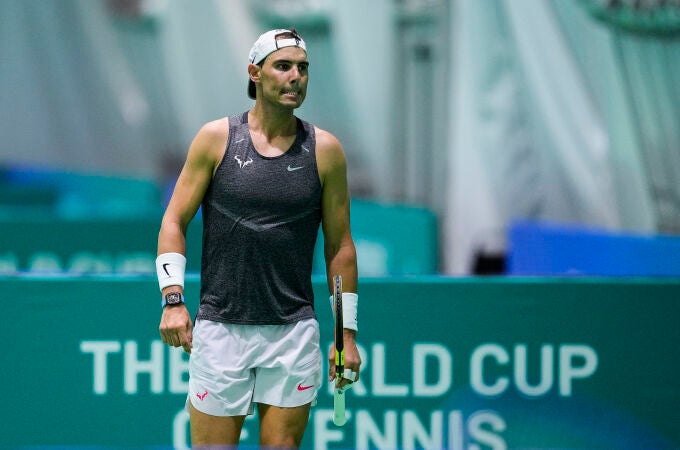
top-left (156, 252), bottom-right (186, 291)
top-left (329, 292), bottom-right (358, 332)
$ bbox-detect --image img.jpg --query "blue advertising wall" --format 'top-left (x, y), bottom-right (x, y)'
top-left (2, 276), bottom-right (679, 449)
top-left (508, 221), bottom-right (680, 276)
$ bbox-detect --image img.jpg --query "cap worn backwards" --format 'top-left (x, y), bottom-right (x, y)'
top-left (247, 28), bottom-right (307, 99)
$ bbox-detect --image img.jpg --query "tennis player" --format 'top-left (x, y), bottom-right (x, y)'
top-left (156, 28), bottom-right (361, 448)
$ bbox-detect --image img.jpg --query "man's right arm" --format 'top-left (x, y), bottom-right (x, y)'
top-left (157, 118), bottom-right (228, 353)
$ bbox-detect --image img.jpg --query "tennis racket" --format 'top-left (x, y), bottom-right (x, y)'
top-left (333, 274), bottom-right (347, 426)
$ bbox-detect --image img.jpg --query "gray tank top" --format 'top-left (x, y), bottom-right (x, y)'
top-left (196, 112), bottom-right (322, 325)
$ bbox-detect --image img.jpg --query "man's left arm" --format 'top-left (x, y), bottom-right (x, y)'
top-left (316, 127), bottom-right (361, 388)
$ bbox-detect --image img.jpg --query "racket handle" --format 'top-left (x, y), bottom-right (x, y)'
top-left (333, 387), bottom-right (346, 426)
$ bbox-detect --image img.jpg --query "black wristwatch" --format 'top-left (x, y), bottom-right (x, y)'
top-left (162, 291), bottom-right (185, 308)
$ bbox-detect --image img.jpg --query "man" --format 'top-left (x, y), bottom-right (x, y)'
top-left (155, 28), bottom-right (361, 449)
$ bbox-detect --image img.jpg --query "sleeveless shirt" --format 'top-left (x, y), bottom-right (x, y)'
top-left (196, 112), bottom-right (322, 325)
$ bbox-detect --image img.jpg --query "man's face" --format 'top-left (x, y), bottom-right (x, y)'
top-left (257, 47), bottom-right (309, 108)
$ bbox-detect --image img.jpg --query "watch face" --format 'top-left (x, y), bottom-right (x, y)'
top-left (165, 292), bottom-right (183, 305)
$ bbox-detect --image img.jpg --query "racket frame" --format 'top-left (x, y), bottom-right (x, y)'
top-left (333, 275), bottom-right (347, 426)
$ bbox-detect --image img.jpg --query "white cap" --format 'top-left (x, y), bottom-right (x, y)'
top-left (248, 28), bottom-right (307, 98)
top-left (248, 28), bottom-right (307, 64)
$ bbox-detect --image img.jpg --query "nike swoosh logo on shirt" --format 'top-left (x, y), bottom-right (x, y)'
top-left (287, 165), bottom-right (304, 172)
top-left (297, 383), bottom-right (313, 391)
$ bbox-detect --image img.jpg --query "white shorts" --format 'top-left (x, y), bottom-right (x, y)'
top-left (187, 318), bottom-right (322, 417)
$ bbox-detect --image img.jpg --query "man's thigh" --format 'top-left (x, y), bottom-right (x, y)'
top-left (189, 402), bottom-right (246, 449)
top-left (258, 402), bottom-right (312, 449)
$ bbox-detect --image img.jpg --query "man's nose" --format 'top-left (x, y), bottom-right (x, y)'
top-left (290, 65), bottom-right (302, 81)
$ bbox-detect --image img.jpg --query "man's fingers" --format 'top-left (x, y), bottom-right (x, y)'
top-left (328, 360), bottom-right (337, 381)
top-left (160, 329), bottom-right (173, 346)
top-left (160, 310), bottom-right (193, 351)
top-left (167, 333), bottom-right (179, 347)
top-left (179, 328), bottom-right (193, 354)
top-left (343, 368), bottom-right (357, 382)
top-left (160, 328), bottom-right (186, 349)
top-left (328, 344), bottom-right (337, 381)
top-left (336, 367), bottom-right (359, 388)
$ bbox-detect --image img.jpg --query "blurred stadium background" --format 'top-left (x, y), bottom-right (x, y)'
top-left (1, 0), bottom-right (679, 449)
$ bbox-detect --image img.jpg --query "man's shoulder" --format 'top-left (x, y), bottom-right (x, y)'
top-left (199, 117), bottom-right (230, 137)
top-left (189, 117), bottom-right (230, 163)
top-left (313, 125), bottom-right (346, 181)
top-left (195, 117), bottom-right (230, 149)
top-left (313, 125), bottom-right (342, 152)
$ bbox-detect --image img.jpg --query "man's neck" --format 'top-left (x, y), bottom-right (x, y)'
top-left (249, 103), bottom-right (297, 141)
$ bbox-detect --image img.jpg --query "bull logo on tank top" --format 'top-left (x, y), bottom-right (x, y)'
top-left (235, 155), bottom-right (253, 169)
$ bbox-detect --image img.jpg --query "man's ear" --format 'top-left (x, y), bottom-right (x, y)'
top-left (248, 63), bottom-right (261, 83)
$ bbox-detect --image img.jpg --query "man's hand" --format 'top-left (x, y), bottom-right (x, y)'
top-left (159, 305), bottom-right (193, 354)
top-left (329, 329), bottom-right (361, 390)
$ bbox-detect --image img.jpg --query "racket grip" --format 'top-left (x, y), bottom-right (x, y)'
top-left (333, 387), bottom-right (346, 426)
